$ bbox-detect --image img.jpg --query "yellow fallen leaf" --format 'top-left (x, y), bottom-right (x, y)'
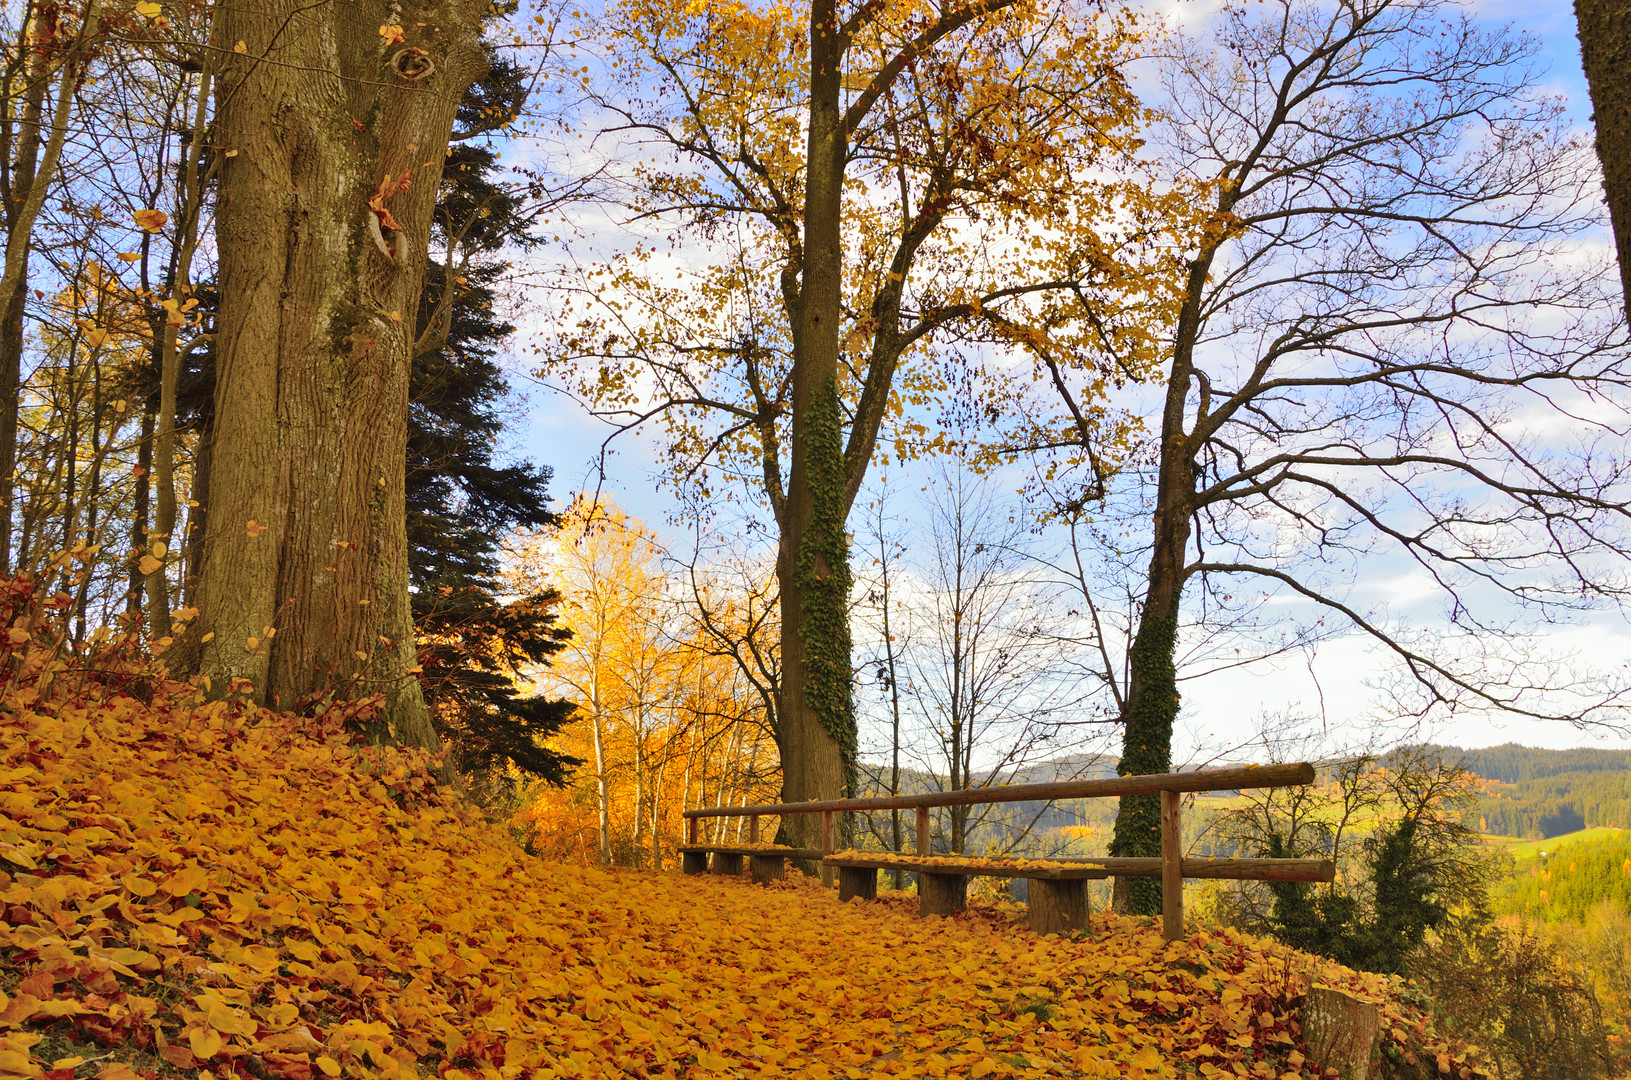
top-left (1129, 1044), bottom-right (1163, 1071)
top-left (316, 1056), bottom-right (342, 1077)
top-left (187, 1025), bottom-right (224, 1060)
top-left (285, 940), bottom-right (322, 963)
top-left (0, 1050), bottom-right (37, 1076)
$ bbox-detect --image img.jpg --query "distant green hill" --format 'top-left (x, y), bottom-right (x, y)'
top-left (1496, 828), bottom-right (1631, 921)
top-left (1423, 742), bottom-right (1631, 783)
top-left (1416, 743), bottom-right (1631, 840)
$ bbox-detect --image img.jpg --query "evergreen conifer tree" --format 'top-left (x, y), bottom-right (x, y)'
top-left (408, 56), bottom-right (579, 791)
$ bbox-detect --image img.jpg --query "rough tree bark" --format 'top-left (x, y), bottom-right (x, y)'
top-left (194, 0), bottom-right (488, 748)
top-left (1576, 0), bottom-right (1631, 320)
top-left (774, 0), bottom-right (855, 847)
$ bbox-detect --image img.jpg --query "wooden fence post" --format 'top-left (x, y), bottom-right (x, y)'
top-left (687, 816), bottom-right (698, 846)
top-left (821, 810), bottom-right (835, 887)
top-left (1161, 789), bottom-right (1182, 941)
top-left (749, 815), bottom-right (759, 843)
top-left (915, 806), bottom-right (930, 857)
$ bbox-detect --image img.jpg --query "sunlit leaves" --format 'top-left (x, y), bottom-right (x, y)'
top-left (130, 209), bottom-right (166, 233)
top-left (0, 603), bottom-right (1483, 1080)
top-left (539, 0), bottom-right (1194, 499)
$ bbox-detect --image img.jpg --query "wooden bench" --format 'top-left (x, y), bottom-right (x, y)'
top-left (678, 844), bottom-right (825, 883)
top-left (683, 762), bottom-right (1333, 940)
top-left (823, 854), bottom-right (1108, 933)
top-left (822, 852), bottom-right (1334, 935)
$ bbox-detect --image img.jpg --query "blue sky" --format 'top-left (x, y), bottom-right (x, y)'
top-left (500, 0), bottom-right (1631, 758)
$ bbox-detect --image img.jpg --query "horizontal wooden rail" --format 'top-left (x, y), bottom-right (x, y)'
top-left (823, 853), bottom-right (1335, 884)
top-left (681, 762), bottom-right (1314, 819)
top-left (681, 761), bottom-right (1323, 942)
top-left (681, 760), bottom-right (1330, 946)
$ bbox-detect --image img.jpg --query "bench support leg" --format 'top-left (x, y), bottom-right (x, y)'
top-left (711, 852), bottom-right (744, 877)
top-left (918, 872), bottom-right (968, 917)
top-left (837, 865), bottom-right (878, 902)
top-left (1027, 879), bottom-right (1091, 936)
top-left (749, 855), bottom-right (785, 884)
top-left (682, 851), bottom-right (708, 875)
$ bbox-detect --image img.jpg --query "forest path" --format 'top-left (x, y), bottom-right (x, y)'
top-left (0, 677), bottom-right (1454, 1080)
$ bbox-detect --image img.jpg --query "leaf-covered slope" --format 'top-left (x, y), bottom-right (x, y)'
top-left (0, 682), bottom-right (1475, 1080)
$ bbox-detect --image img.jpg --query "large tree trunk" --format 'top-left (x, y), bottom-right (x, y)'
top-left (1577, 0), bottom-right (1631, 320)
top-left (1109, 250), bottom-right (1212, 915)
top-left (773, 0), bottom-right (855, 849)
top-left (194, 0), bottom-right (486, 748)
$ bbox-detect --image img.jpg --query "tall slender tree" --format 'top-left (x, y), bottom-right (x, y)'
top-left (1576, 0), bottom-right (1631, 319)
top-left (1020, 0), bottom-right (1631, 913)
top-left (545, 0), bottom-right (1177, 840)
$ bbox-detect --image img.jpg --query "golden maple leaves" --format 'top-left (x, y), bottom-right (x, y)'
top-left (0, 621), bottom-right (1483, 1080)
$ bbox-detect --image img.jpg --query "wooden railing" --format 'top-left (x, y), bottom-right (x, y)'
top-left (682, 762), bottom-right (1334, 939)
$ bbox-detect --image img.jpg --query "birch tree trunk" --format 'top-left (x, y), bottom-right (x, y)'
top-left (194, 0), bottom-right (487, 749)
top-left (592, 701), bottom-right (610, 865)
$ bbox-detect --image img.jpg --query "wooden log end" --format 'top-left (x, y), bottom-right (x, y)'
top-left (837, 865), bottom-right (878, 903)
top-left (1027, 878), bottom-right (1091, 937)
top-left (1302, 984), bottom-right (1381, 1080)
top-left (917, 872), bottom-right (968, 917)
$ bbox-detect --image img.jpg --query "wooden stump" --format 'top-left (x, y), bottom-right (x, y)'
top-left (711, 852), bottom-right (744, 877)
top-left (1302, 984), bottom-right (1380, 1080)
top-left (749, 855), bottom-right (785, 884)
top-left (837, 865), bottom-right (878, 902)
top-left (1027, 878), bottom-right (1090, 936)
top-left (682, 851), bottom-right (708, 875)
top-left (918, 872), bottom-right (968, 917)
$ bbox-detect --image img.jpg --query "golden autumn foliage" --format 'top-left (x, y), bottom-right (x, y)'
top-left (506, 501), bottom-right (781, 869)
top-left (0, 579), bottom-right (1486, 1080)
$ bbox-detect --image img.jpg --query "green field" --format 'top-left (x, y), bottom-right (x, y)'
top-left (1487, 827), bottom-right (1625, 860)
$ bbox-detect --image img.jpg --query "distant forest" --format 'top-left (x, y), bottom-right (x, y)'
top-left (1418, 744), bottom-right (1631, 839)
top-left (1499, 830), bottom-right (1631, 921)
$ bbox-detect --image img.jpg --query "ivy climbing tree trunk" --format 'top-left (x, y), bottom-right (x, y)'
top-left (774, 0), bottom-right (856, 847)
top-left (192, 0), bottom-right (488, 749)
top-left (1105, 230), bottom-right (1215, 915)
